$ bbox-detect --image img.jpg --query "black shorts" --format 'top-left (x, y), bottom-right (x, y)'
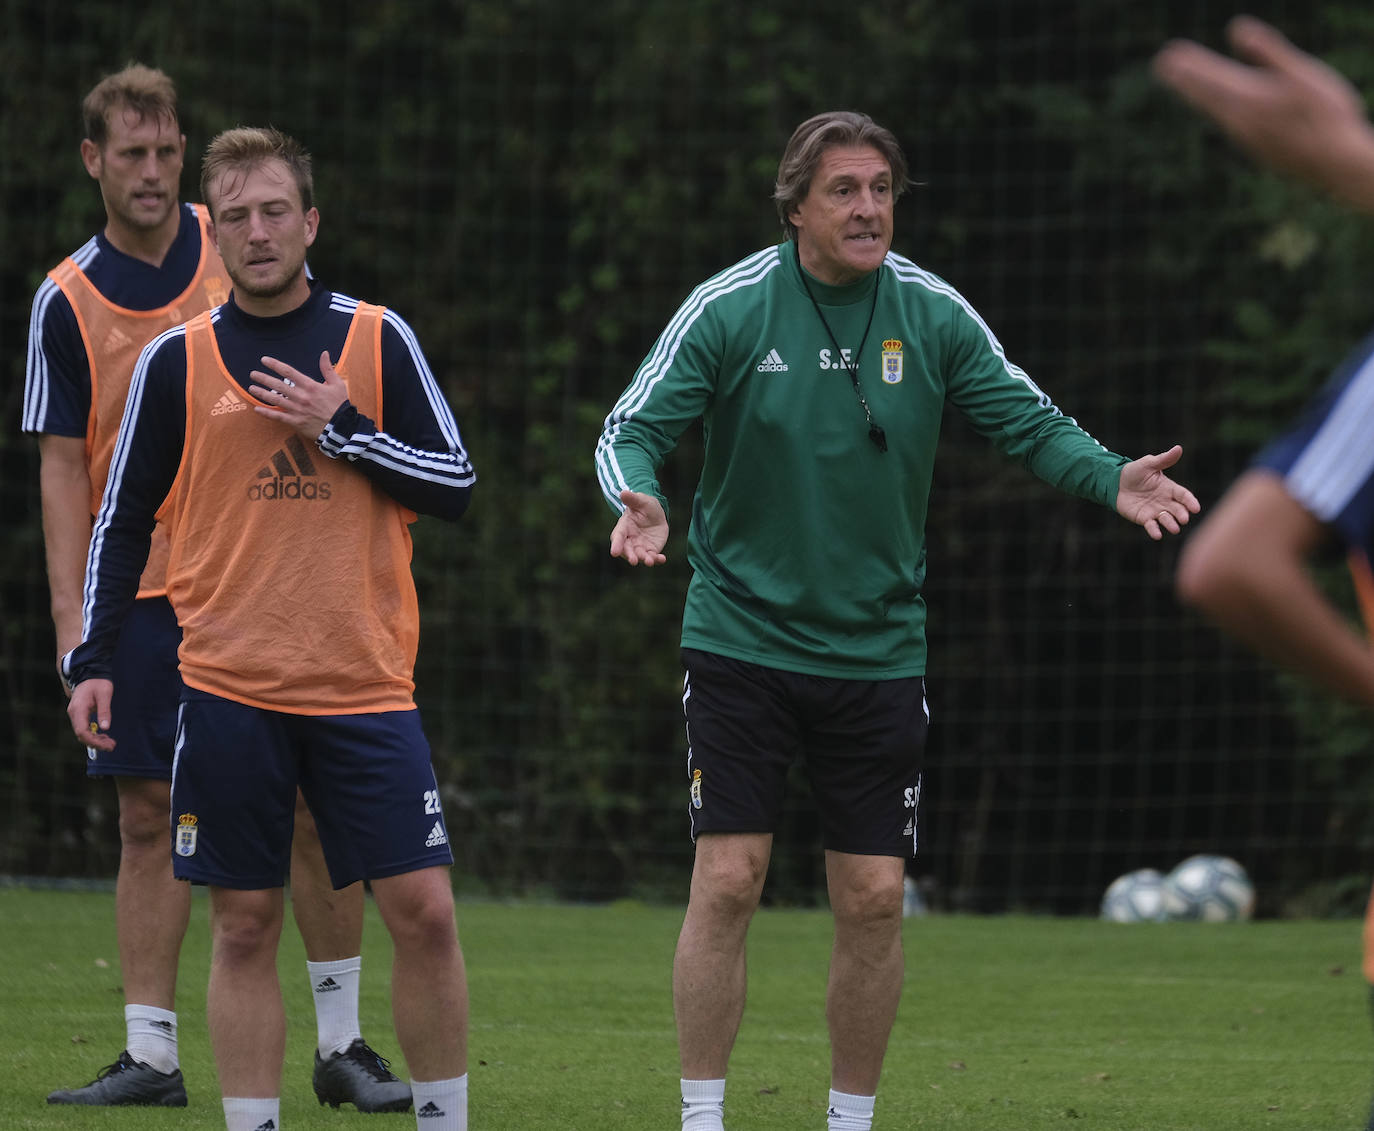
top-left (680, 648), bottom-right (928, 857)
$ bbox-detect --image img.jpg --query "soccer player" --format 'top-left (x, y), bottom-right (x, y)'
top-left (62, 125), bottom-right (475, 1131)
top-left (1155, 15), bottom-right (1374, 702)
top-left (24, 65), bottom-right (409, 1111)
top-left (595, 110), bottom-right (1198, 1131)
top-left (1156, 17), bottom-right (1374, 1128)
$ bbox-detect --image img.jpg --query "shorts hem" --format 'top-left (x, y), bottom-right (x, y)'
top-left (690, 824), bottom-right (776, 837)
top-left (821, 842), bottom-right (914, 859)
top-left (351, 852), bottom-right (454, 887)
top-left (86, 765), bottom-right (172, 782)
top-left (172, 868), bottom-right (285, 890)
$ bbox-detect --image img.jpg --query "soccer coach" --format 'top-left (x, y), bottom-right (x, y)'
top-left (596, 109), bottom-right (1199, 1131)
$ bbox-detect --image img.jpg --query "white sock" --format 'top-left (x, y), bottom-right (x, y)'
top-left (411, 1074), bottom-right (468, 1131)
top-left (223, 1096), bottom-right (280, 1131)
top-left (681, 1077), bottom-right (726, 1130)
top-left (124, 1004), bottom-right (178, 1073)
top-left (307, 956), bottom-right (362, 1056)
top-left (827, 1088), bottom-right (875, 1131)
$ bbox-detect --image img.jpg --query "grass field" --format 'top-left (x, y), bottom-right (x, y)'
top-left (1, 885), bottom-right (1371, 1129)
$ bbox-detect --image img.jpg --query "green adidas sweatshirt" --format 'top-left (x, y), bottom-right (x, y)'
top-left (595, 240), bottom-right (1127, 678)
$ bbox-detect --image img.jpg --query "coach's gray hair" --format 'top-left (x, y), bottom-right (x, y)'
top-left (773, 111), bottom-right (909, 240)
top-left (200, 127), bottom-right (314, 220)
top-left (82, 63), bottom-right (178, 149)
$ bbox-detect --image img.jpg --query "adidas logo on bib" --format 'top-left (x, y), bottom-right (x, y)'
top-left (211, 388), bottom-right (248, 416)
top-left (247, 434), bottom-right (331, 501)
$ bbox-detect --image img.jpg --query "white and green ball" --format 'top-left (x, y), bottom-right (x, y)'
top-left (1161, 854), bottom-right (1255, 922)
top-left (1100, 867), bottom-right (1169, 922)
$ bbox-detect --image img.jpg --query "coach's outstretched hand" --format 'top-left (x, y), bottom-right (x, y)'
top-left (1116, 445), bottom-right (1201, 540)
top-left (611, 489), bottom-right (669, 566)
top-left (68, 678), bottom-right (116, 752)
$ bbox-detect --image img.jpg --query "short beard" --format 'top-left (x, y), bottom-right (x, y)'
top-left (231, 273), bottom-right (298, 301)
top-left (228, 254), bottom-right (306, 302)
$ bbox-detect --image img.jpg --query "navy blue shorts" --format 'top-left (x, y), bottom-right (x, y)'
top-left (170, 688), bottom-right (452, 890)
top-left (86, 596), bottom-right (183, 781)
top-left (680, 649), bottom-right (928, 857)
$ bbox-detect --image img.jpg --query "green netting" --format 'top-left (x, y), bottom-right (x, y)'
top-left (3, 0), bottom-right (1372, 913)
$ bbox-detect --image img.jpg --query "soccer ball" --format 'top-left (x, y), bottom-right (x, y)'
top-left (1161, 854), bottom-right (1255, 922)
top-left (1100, 868), bottom-right (1168, 922)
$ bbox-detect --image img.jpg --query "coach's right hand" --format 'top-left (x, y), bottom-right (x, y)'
top-left (68, 678), bottom-right (116, 752)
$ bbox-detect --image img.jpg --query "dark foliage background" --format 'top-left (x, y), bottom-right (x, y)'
top-left (3, 0), bottom-right (1372, 914)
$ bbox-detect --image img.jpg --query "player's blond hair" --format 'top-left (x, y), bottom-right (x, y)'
top-left (82, 63), bottom-right (178, 149)
top-left (200, 127), bottom-right (314, 220)
top-left (773, 111), bottom-right (910, 240)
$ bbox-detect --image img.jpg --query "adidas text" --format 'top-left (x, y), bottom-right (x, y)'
top-left (756, 348), bottom-right (788, 372)
top-left (425, 821), bottom-right (448, 848)
top-left (211, 391), bottom-right (248, 416)
top-left (417, 1100), bottom-right (446, 1118)
top-left (247, 478), bottom-right (332, 501)
top-left (249, 438), bottom-right (325, 501)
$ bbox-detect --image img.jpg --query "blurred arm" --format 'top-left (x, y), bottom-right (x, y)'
top-left (1154, 16), bottom-right (1374, 213)
top-left (1175, 469), bottom-right (1374, 706)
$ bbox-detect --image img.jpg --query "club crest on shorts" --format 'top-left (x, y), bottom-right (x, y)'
top-left (690, 768), bottom-right (703, 810)
top-left (881, 339), bottom-right (903, 385)
top-left (175, 813), bottom-right (198, 857)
